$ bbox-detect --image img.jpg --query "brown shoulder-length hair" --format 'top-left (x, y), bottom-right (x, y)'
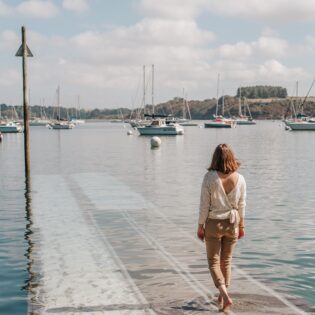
top-left (208, 144), bottom-right (240, 174)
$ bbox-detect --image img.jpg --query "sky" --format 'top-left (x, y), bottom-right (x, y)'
top-left (1, 0), bottom-right (315, 109)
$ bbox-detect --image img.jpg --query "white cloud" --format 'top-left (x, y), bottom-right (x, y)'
top-left (0, 69), bottom-right (20, 87)
top-left (255, 36), bottom-right (288, 58)
top-left (62, 0), bottom-right (88, 12)
top-left (0, 1), bottom-right (311, 106)
top-left (258, 60), bottom-right (306, 80)
top-left (0, 30), bottom-right (19, 50)
top-left (139, 0), bottom-right (208, 19)
top-left (0, 0), bottom-right (11, 16)
top-left (17, 0), bottom-right (59, 18)
top-left (216, 36), bottom-right (288, 60)
top-left (208, 0), bottom-right (315, 22)
top-left (70, 17), bottom-right (215, 66)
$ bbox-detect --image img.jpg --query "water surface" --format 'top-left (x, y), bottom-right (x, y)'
top-left (0, 121), bottom-right (314, 314)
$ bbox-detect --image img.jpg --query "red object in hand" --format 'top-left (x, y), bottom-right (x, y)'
top-left (238, 228), bottom-right (245, 239)
top-left (197, 227), bottom-right (205, 241)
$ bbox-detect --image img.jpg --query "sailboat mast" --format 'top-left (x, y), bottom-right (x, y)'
top-left (222, 90), bottom-right (225, 116)
top-left (57, 85), bottom-right (60, 120)
top-left (182, 88), bottom-right (186, 119)
top-left (143, 65), bottom-right (146, 114)
top-left (239, 86), bottom-right (242, 116)
top-left (186, 97), bottom-right (192, 120)
top-left (245, 98), bottom-right (252, 118)
top-left (152, 64), bottom-right (154, 115)
top-left (216, 73), bottom-right (220, 117)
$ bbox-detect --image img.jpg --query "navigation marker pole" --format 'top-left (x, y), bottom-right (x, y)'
top-left (15, 26), bottom-right (33, 178)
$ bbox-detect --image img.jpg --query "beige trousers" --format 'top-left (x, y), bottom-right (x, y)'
top-left (205, 219), bottom-right (238, 288)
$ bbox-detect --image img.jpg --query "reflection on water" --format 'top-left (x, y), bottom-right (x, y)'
top-left (0, 121), bottom-right (315, 314)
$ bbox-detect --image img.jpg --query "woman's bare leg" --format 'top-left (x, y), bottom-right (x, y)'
top-left (218, 285), bottom-right (233, 311)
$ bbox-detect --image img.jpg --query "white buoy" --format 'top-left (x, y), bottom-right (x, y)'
top-left (127, 130), bottom-right (133, 135)
top-left (199, 125), bottom-right (203, 128)
top-left (151, 136), bottom-right (161, 148)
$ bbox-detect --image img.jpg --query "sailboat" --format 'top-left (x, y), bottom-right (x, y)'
top-left (0, 104), bottom-right (23, 133)
top-left (205, 75), bottom-right (236, 128)
top-left (30, 98), bottom-right (52, 126)
top-left (285, 80), bottom-right (315, 130)
top-left (137, 65), bottom-right (184, 135)
top-left (179, 89), bottom-right (198, 126)
top-left (129, 65), bottom-right (153, 128)
top-left (236, 87), bottom-right (256, 125)
top-left (49, 86), bottom-right (75, 130)
top-left (70, 95), bottom-right (85, 124)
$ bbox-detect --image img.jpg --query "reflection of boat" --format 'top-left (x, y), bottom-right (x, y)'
top-left (0, 131), bottom-right (3, 141)
top-left (0, 121), bottom-right (23, 133)
top-left (137, 118), bottom-right (184, 135)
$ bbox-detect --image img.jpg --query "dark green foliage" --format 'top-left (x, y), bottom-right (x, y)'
top-left (2, 95), bottom-right (315, 120)
top-left (237, 86), bottom-right (287, 99)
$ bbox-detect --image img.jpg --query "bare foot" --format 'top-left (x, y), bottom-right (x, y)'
top-left (217, 294), bottom-right (223, 309)
top-left (221, 297), bottom-right (233, 312)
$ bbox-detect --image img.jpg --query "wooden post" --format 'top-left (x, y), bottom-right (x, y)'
top-left (22, 26), bottom-right (31, 178)
top-left (16, 26), bottom-right (33, 178)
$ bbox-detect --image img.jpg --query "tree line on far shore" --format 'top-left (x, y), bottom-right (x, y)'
top-left (1, 85), bottom-right (310, 120)
top-left (236, 86), bottom-right (288, 99)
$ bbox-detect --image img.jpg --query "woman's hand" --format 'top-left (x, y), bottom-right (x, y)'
top-left (197, 224), bottom-right (205, 242)
top-left (238, 227), bottom-right (245, 239)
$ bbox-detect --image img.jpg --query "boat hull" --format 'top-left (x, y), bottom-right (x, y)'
top-left (236, 120), bottom-right (256, 125)
top-left (0, 126), bottom-right (23, 133)
top-left (179, 122), bottom-right (199, 126)
top-left (204, 122), bottom-right (232, 128)
top-left (49, 122), bottom-right (75, 130)
top-left (286, 122), bottom-right (315, 130)
top-left (30, 121), bottom-right (50, 126)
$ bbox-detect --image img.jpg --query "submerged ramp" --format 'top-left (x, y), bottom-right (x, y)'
top-left (31, 173), bottom-right (309, 315)
top-left (31, 175), bottom-right (154, 315)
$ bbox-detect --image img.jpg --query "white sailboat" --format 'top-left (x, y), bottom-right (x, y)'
top-left (129, 65), bottom-right (154, 128)
top-left (236, 87), bottom-right (256, 125)
top-left (205, 75), bottom-right (236, 128)
top-left (0, 104), bottom-right (23, 133)
top-left (70, 95), bottom-right (85, 124)
top-left (285, 80), bottom-right (315, 130)
top-left (179, 89), bottom-right (198, 126)
top-left (0, 121), bottom-right (23, 133)
top-left (137, 65), bottom-right (184, 136)
top-left (30, 98), bottom-right (52, 126)
top-left (49, 86), bottom-right (75, 130)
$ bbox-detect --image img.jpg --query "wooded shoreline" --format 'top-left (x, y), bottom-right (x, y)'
top-left (1, 96), bottom-right (315, 120)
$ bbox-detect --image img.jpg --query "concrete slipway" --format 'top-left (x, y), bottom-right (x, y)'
top-left (27, 173), bottom-right (312, 315)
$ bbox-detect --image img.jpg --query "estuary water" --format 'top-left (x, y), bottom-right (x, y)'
top-left (0, 121), bottom-right (314, 314)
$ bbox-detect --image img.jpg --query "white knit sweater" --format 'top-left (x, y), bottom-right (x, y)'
top-left (198, 170), bottom-right (246, 225)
